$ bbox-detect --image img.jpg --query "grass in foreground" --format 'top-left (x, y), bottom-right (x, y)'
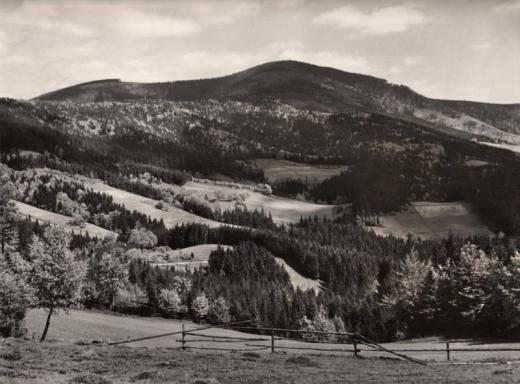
top-left (1, 338), bottom-right (519, 384)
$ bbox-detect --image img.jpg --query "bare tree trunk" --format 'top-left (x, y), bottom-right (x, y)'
top-left (40, 305), bottom-right (54, 342)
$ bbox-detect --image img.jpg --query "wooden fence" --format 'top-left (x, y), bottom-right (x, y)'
top-left (179, 324), bottom-right (426, 364)
top-left (108, 321), bottom-right (520, 365)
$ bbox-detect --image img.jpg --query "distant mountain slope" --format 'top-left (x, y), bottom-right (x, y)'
top-left (34, 60), bottom-right (520, 143)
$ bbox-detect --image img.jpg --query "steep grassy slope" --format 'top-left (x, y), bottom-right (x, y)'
top-left (13, 201), bottom-right (116, 239)
top-left (84, 180), bottom-right (224, 229)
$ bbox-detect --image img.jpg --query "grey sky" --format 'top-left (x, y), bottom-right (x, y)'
top-left (0, 0), bottom-right (519, 103)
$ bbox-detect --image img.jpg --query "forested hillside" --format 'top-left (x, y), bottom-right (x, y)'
top-left (35, 61), bottom-right (520, 143)
top-left (2, 60), bottom-right (520, 343)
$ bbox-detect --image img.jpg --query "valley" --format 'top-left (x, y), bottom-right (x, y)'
top-left (2, 60), bottom-right (520, 358)
top-left (3, 1), bottom-right (520, 381)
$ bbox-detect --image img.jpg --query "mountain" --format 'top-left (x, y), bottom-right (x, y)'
top-left (3, 60), bottom-right (520, 235)
top-left (35, 60), bottom-right (520, 144)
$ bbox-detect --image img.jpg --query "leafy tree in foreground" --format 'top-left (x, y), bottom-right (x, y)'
top-left (0, 175), bottom-right (19, 257)
top-left (383, 252), bottom-right (432, 336)
top-left (27, 227), bottom-right (85, 342)
top-left (0, 270), bottom-right (33, 337)
top-left (85, 245), bottom-right (127, 309)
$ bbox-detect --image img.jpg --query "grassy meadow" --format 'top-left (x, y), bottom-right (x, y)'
top-left (255, 158), bottom-right (349, 183)
top-left (2, 336), bottom-right (520, 384)
top-left (371, 202), bottom-right (491, 239)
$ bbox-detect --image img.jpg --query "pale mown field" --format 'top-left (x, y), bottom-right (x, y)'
top-left (86, 181), bottom-right (224, 229)
top-left (274, 258), bottom-right (322, 293)
top-left (371, 202), bottom-right (492, 239)
top-left (163, 180), bottom-right (341, 224)
top-left (255, 158), bottom-right (349, 183)
top-left (13, 201), bottom-right (116, 239)
top-left (481, 142), bottom-right (520, 154)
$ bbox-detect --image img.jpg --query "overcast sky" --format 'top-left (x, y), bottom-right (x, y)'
top-left (0, 0), bottom-right (519, 103)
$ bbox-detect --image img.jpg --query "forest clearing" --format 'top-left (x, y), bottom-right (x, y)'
top-left (162, 179), bottom-right (341, 224)
top-left (254, 158), bottom-right (349, 183)
top-left (371, 202), bottom-right (492, 239)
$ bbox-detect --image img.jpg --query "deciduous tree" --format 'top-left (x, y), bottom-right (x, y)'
top-left (27, 227), bottom-right (85, 342)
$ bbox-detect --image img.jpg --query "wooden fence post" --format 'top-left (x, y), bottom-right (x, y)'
top-left (446, 341), bottom-right (450, 361)
top-left (181, 323), bottom-right (186, 351)
top-left (354, 341), bottom-right (358, 358)
top-left (271, 329), bottom-right (275, 353)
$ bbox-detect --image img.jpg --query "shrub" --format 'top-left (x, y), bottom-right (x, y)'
top-left (208, 297), bottom-right (231, 324)
top-left (159, 288), bottom-right (182, 316)
top-left (285, 356), bottom-right (320, 367)
top-left (114, 285), bottom-right (148, 314)
top-left (128, 225), bottom-right (158, 249)
top-left (69, 374), bottom-right (112, 384)
top-left (0, 348), bottom-right (23, 361)
top-left (191, 292), bottom-right (209, 322)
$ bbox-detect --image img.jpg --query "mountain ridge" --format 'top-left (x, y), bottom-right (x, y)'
top-left (33, 60), bottom-right (520, 143)
top-left (34, 60), bottom-right (520, 106)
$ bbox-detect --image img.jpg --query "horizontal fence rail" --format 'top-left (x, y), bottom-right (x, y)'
top-left (107, 320), bottom-right (520, 364)
top-left (178, 323), bottom-right (426, 365)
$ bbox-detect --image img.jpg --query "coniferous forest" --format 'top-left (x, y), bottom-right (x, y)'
top-left (2, 63), bottom-right (520, 344)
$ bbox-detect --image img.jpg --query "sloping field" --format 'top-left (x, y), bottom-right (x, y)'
top-left (170, 244), bottom-right (233, 262)
top-left (152, 244), bottom-right (321, 292)
top-left (481, 141), bottom-right (520, 154)
top-left (24, 310), bottom-right (520, 363)
top-left (13, 201), bottom-right (116, 239)
top-left (275, 258), bottom-right (322, 293)
top-left (85, 181), bottom-right (224, 228)
top-left (25, 309), bottom-right (246, 348)
top-left (255, 158), bottom-right (349, 182)
top-left (371, 202), bottom-right (492, 239)
top-left (151, 244), bottom-right (233, 271)
top-left (164, 180), bottom-right (341, 224)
